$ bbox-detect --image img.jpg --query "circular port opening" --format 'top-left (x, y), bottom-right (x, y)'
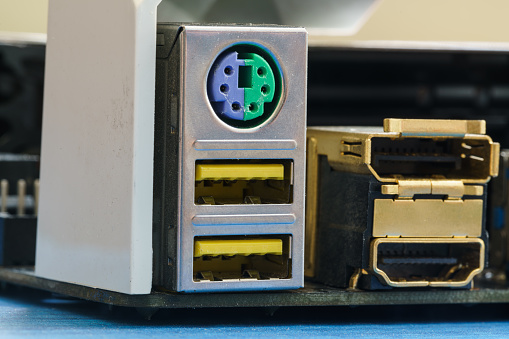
top-left (207, 43), bottom-right (283, 129)
top-left (232, 102), bottom-right (242, 111)
top-left (248, 102), bottom-right (258, 113)
top-left (224, 66), bottom-right (234, 75)
top-left (220, 84), bottom-right (229, 93)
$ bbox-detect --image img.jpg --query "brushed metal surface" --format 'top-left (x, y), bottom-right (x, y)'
top-left (174, 25), bottom-right (307, 292)
top-left (191, 214), bottom-right (296, 226)
top-left (193, 139), bottom-right (297, 150)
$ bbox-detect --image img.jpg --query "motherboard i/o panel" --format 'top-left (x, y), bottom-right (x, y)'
top-left (6, 14), bottom-right (509, 311)
top-left (152, 24), bottom-right (307, 292)
top-left (306, 119), bottom-right (500, 290)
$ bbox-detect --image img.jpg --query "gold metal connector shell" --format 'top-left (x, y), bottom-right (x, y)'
top-left (383, 118), bottom-right (486, 135)
top-left (307, 118), bottom-right (500, 183)
top-left (370, 238), bottom-right (485, 288)
top-left (372, 199), bottom-right (483, 237)
top-left (305, 119), bottom-right (499, 279)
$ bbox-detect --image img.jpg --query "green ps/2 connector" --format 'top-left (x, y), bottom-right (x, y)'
top-left (207, 44), bottom-right (283, 128)
top-left (239, 53), bottom-right (275, 120)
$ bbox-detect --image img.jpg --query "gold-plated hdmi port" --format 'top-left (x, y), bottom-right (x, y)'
top-left (371, 238), bottom-right (484, 288)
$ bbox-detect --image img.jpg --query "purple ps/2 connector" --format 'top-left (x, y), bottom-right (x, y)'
top-left (208, 51), bottom-right (246, 121)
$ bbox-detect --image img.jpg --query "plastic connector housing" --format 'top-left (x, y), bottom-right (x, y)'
top-left (194, 239), bottom-right (283, 257)
top-left (0, 154), bottom-right (39, 267)
top-left (208, 51), bottom-right (246, 121)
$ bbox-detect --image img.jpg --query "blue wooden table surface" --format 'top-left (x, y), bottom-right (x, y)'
top-left (1, 285), bottom-right (508, 338)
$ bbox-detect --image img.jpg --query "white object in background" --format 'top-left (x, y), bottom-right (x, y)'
top-left (36, 0), bottom-right (161, 294)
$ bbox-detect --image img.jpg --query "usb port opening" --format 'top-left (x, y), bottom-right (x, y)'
top-left (195, 159), bottom-right (293, 205)
top-left (193, 235), bottom-right (292, 282)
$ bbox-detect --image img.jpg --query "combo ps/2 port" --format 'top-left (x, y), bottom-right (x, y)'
top-left (207, 44), bottom-right (283, 128)
top-left (195, 159), bottom-right (293, 205)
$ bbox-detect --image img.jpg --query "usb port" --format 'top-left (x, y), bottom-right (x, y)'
top-left (193, 235), bottom-right (291, 282)
top-left (195, 160), bottom-right (293, 205)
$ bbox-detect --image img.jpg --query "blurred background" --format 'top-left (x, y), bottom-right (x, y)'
top-left (3, 0), bottom-right (509, 154)
top-left (4, 0), bottom-right (509, 42)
